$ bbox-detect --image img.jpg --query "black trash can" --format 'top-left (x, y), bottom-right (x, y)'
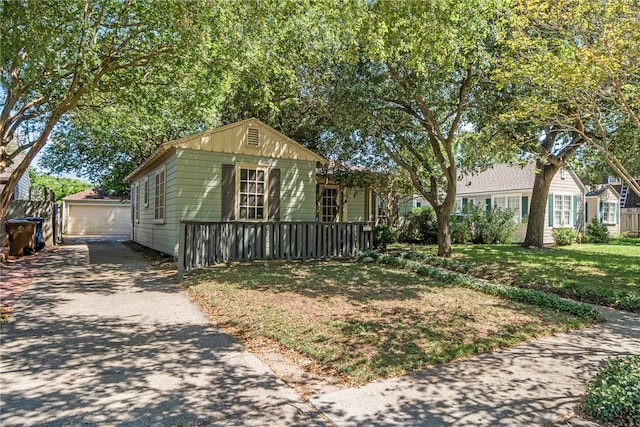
top-left (20, 217), bottom-right (45, 251)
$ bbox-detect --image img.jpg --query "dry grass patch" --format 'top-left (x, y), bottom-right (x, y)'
top-left (185, 260), bottom-right (589, 386)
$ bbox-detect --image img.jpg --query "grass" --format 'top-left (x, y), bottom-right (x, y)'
top-left (185, 260), bottom-right (597, 385)
top-left (403, 239), bottom-right (640, 312)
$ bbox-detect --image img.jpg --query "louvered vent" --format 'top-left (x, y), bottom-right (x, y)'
top-left (248, 128), bottom-right (259, 146)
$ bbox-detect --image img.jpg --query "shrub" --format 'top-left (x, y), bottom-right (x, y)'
top-left (373, 225), bottom-right (395, 250)
top-left (581, 354), bottom-right (640, 426)
top-left (552, 227), bottom-right (576, 246)
top-left (464, 203), bottom-right (517, 244)
top-left (450, 214), bottom-right (472, 244)
top-left (585, 218), bottom-right (611, 244)
top-left (398, 206), bottom-right (438, 244)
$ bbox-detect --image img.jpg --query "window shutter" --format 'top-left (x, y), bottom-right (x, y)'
top-left (584, 201), bottom-right (588, 223)
top-left (599, 200), bottom-right (603, 222)
top-left (485, 198), bottom-right (491, 213)
top-left (364, 189), bottom-right (371, 221)
top-left (521, 196), bottom-right (529, 220)
top-left (372, 193), bottom-right (377, 221)
top-left (548, 193), bottom-right (554, 227)
top-left (573, 195), bottom-right (578, 226)
top-left (221, 164), bottom-right (236, 220)
top-left (268, 168), bottom-right (280, 221)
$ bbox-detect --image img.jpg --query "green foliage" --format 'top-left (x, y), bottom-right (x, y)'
top-left (551, 227), bottom-right (577, 246)
top-left (463, 203), bottom-right (518, 244)
top-left (585, 218), bottom-right (611, 244)
top-left (373, 225), bottom-right (395, 250)
top-left (581, 355), bottom-right (640, 426)
top-left (28, 168), bottom-right (90, 202)
top-left (450, 214), bottom-right (473, 244)
top-left (398, 207), bottom-right (438, 244)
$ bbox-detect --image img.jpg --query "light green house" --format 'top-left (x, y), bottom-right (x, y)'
top-left (125, 118), bottom-right (327, 256)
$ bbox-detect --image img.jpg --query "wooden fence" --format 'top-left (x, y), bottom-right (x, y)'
top-left (178, 221), bottom-right (375, 278)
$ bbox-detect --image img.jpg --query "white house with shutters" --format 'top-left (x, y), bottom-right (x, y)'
top-left (455, 163), bottom-right (587, 244)
top-left (585, 185), bottom-right (621, 236)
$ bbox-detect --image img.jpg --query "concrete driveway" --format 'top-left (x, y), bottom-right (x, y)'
top-left (2, 238), bottom-right (639, 426)
top-left (0, 238), bottom-right (327, 426)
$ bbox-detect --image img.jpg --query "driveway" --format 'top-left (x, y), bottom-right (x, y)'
top-left (2, 238), bottom-right (639, 426)
top-left (0, 238), bottom-right (327, 426)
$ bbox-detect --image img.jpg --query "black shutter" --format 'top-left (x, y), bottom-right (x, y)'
top-left (268, 168), bottom-right (280, 221)
top-left (221, 164), bottom-right (235, 220)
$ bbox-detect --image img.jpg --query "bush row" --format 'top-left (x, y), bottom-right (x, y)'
top-left (360, 250), bottom-right (604, 323)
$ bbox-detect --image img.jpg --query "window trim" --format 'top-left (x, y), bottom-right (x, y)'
top-left (553, 193), bottom-right (573, 227)
top-left (154, 166), bottom-right (166, 224)
top-left (320, 185), bottom-right (339, 222)
top-left (235, 163), bottom-right (269, 221)
top-left (602, 201), bottom-right (617, 224)
top-left (143, 177), bottom-right (149, 208)
top-left (134, 183), bottom-right (140, 223)
top-left (491, 193), bottom-right (522, 221)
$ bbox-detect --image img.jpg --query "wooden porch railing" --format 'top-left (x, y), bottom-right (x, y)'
top-left (177, 221), bottom-right (375, 278)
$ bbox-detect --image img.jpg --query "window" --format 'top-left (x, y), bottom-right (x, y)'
top-left (454, 198), bottom-right (463, 214)
top-left (143, 178), bottom-right (149, 207)
top-left (492, 194), bottom-right (521, 220)
top-left (134, 184), bottom-right (140, 222)
top-left (238, 167), bottom-right (265, 219)
top-left (602, 202), bottom-right (617, 224)
top-left (416, 201), bottom-right (422, 208)
top-left (321, 187), bottom-right (338, 222)
top-left (154, 167), bottom-right (166, 223)
top-left (554, 194), bottom-right (572, 226)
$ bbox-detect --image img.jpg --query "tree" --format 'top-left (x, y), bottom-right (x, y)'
top-left (0, 0), bottom-right (218, 216)
top-left (326, 0), bottom-right (506, 256)
top-left (493, 0), bottom-right (639, 247)
top-left (27, 168), bottom-right (90, 202)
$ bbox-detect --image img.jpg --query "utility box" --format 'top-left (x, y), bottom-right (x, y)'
top-left (5, 220), bottom-right (36, 256)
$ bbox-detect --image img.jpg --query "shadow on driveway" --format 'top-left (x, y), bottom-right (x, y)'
top-left (1, 239), bottom-right (327, 426)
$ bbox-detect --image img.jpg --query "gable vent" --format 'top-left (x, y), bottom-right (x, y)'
top-left (247, 128), bottom-right (259, 146)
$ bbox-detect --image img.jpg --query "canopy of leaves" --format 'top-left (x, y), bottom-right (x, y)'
top-left (27, 167), bottom-right (90, 202)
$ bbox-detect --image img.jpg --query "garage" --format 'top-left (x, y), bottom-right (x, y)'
top-left (63, 189), bottom-right (131, 236)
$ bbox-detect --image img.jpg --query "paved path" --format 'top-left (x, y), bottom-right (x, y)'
top-left (1, 238), bottom-right (326, 426)
top-left (2, 238), bottom-right (639, 426)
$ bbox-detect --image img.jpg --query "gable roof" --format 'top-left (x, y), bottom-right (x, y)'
top-left (586, 184), bottom-right (619, 198)
top-left (613, 180), bottom-right (640, 208)
top-left (458, 163), bottom-right (536, 195)
top-left (125, 118), bottom-right (327, 182)
top-left (457, 163), bottom-right (586, 195)
top-left (63, 188), bottom-right (126, 202)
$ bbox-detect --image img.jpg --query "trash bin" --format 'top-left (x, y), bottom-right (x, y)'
top-left (20, 217), bottom-right (45, 250)
top-left (4, 220), bottom-right (36, 256)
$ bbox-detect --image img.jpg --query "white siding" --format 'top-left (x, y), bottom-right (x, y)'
top-left (546, 172), bottom-right (585, 244)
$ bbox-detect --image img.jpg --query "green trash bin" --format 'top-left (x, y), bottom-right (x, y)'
top-left (4, 219), bottom-right (36, 256)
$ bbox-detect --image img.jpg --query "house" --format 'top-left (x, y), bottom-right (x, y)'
top-left (584, 185), bottom-right (621, 235)
top-left (62, 188), bottom-right (131, 236)
top-left (125, 118), bottom-right (328, 256)
top-left (0, 154), bottom-right (31, 201)
top-left (455, 163), bottom-right (587, 244)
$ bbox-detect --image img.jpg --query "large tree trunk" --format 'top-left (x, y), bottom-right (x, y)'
top-left (436, 206), bottom-right (453, 257)
top-left (523, 161), bottom-right (561, 247)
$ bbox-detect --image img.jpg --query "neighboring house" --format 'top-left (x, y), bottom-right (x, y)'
top-left (456, 163), bottom-right (587, 244)
top-left (0, 155), bottom-right (31, 201)
top-left (63, 188), bottom-right (131, 236)
top-left (613, 178), bottom-right (640, 236)
top-left (585, 185), bottom-right (621, 235)
top-left (399, 194), bottom-right (429, 216)
top-left (125, 118), bottom-right (327, 256)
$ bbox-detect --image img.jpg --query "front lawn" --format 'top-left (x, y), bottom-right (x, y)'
top-left (185, 261), bottom-right (597, 386)
top-left (408, 239), bottom-right (640, 312)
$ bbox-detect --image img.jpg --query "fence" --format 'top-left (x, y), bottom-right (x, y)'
top-left (178, 221), bottom-right (375, 278)
top-left (1, 200), bottom-right (60, 247)
top-left (621, 208), bottom-right (640, 237)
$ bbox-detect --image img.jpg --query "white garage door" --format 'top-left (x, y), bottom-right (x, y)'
top-left (67, 204), bottom-right (131, 235)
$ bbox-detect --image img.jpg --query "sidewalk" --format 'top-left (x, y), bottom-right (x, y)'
top-left (2, 238), bottom-right (639, 426)
top-left (1, 238), bottom-right (328, 426)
